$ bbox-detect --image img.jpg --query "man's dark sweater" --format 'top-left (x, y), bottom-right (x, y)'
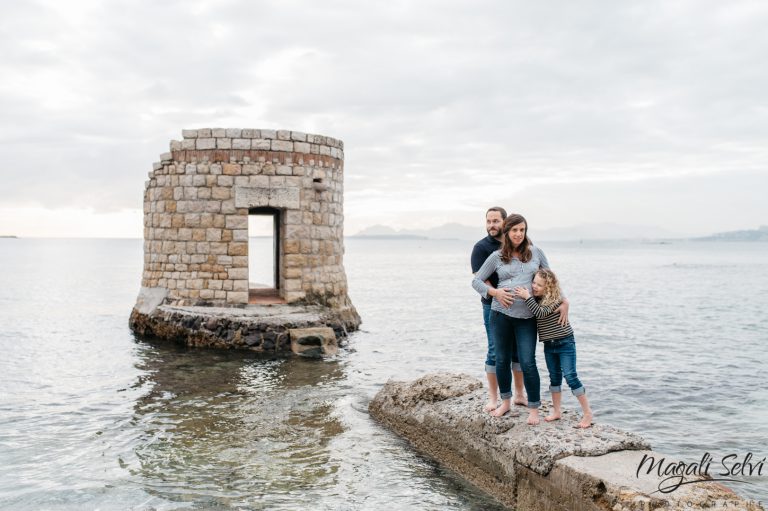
top-left (470, 235), bottom-right (501, 305)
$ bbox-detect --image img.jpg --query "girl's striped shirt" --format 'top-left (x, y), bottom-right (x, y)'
top-left (523, 297), bottom-right (574, 342)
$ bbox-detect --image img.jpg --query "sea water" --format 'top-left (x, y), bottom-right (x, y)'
top-left (0, 238), bottom-right (766, 509)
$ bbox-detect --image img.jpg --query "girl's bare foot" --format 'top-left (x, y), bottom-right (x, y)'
top-left (526, 409), bottom-right (540, 425)
top-left (576, 411), bottom-right (593, 428)
top-left (484, 399), bottom-right (499, 412)
top-left (544, 411), bottom-right (561, 422)
top-left (490, 401), bottom-right (511, 417)
top-left (513, 396), bottom-right (527, 406)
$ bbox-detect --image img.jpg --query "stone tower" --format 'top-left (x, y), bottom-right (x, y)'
top-left (134, 128), bottom-right (359, 330)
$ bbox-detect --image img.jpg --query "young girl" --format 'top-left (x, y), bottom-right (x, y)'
top-left (514, 269), bottom-right (593, 428)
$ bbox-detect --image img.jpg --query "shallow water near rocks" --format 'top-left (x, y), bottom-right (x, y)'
top-left (0, 238), bottom-right (766, 509)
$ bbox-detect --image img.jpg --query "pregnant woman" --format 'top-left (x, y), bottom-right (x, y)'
top-left (472, 213), bottom-right (569, 425)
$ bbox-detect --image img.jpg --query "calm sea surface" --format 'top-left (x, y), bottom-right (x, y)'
top-left (0, 238), bottom-right (766, 509)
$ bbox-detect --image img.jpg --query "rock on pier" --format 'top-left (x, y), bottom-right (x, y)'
top-left (369, 373), bottom-right (763, 511)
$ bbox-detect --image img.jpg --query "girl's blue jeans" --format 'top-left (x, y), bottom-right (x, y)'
top-left (490, 311), bottom-right (540, 408)
top-left (543, 334), bottom-right (585, 396)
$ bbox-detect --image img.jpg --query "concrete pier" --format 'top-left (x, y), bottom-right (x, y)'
top-left (369, 373), bottom-right (763, 511)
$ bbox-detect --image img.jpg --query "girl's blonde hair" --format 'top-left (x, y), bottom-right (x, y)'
top-left (535, 268), bottom-right (563, 308)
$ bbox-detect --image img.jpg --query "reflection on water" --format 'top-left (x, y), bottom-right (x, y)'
top-left (129, 342), bottom-right (349, 507)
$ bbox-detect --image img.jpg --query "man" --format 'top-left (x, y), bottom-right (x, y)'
top-left (471, 207), bottom-right (526, 412)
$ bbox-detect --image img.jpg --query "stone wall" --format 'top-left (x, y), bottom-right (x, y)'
top-left (140, 128), bottom-right (354, 310)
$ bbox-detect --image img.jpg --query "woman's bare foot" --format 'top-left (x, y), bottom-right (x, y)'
top-left (490, 401), bottom-right (511, 417)
top-left (575, 411), bottom-right (593, 428)
top-left (544, 411), bottom-right (561, 422)
top-left (512, 396), bottom-right (527, 406)
top-left (483, 399), bottom-right (499, 412)
top-left (526, 409), bottom-right (540, 425)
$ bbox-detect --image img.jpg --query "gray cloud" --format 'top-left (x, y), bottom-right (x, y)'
top-left (0, 0), bottom-right (766, 233)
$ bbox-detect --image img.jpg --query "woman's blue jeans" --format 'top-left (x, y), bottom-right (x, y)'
top-left (543, 335), bottom-right (585, 396)
top-left (490, 311), bottom-right (540, 408)
top-left (483, 303), bottom-right (521, 374)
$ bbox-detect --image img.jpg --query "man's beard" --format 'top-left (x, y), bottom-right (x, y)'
top-left (487, 228), bottom-right (500, 237)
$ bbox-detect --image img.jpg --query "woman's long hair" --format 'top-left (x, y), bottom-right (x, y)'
top-left (499, 214), bottom-right (532, 263)
top-left (535, 268), bottom-right (563, 308)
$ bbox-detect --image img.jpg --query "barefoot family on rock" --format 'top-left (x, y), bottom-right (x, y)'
top-left (470, 208), bottom-right (593, 428)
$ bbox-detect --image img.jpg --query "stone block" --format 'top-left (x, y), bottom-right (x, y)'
top-left (261, 129), bottom-right (277, 139)
top-left (217, 175), bottom-right (234, 186)
top-left (222, 163), bottom-right (241, 175)
top-left (204, 201), bottom-right (221, 213)
top-left (285, 254), bottom-right (306, 267)
top-left (212, 187), bottom-right (231, 200)
top-left (221, 200), bottom-right (236, 214)
top-left (210, 242), bottom-right (228, 255)
top-left (284, 267), bottom-right (301, 279)
top-left (284, 291), bottom-right (306, 302)
top-left (228, 267), bottom-right (248, 280)
top-left (226, 291), bottom-right (248, 304)
top-left (242, 129), bottom-right (258, 138)
top-left (226, 128), bottom-right (242, 138)
top-left (196, 138), bottom-right (216, 150)
top-left (252, 139), bottom-right (271, 150)
top-left (234, 186), bottom-right (300, 209)
top-left (289, 327), bottom-right (337, 358)
top-left (232, 138), bottom-right (251, 150)
top-left (217, 138), bottom-right (232, 149)
top-left (181, 139), bottom-right (196, 150)
top-left (248, 175), bottom-right (269, 187)
top-left (242, 164), bottom-right (260, 175)
top-left (290, 131), bottom-right (307, 142)
top-left (226, 215), bottom-right (248, 229)
top-left (271, 140), bottom-right (293, 152)
top-left (228, 242), bottom-right (248, 256)
top-left (284, 279), bottom-right (302, 291)
top-left (182, 129), bottom-right (198, 138)
top-left (294, 142), bottom-right (310, 153)
top-left (212, 128), bottom-right (226, 138)
top-left (206, 228), bottom-right (222, 242)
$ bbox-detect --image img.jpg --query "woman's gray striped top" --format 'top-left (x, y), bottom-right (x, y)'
top-left (471, 246), bottom-right (550, 319)
top-left (523, 297), bottom-right (574, 342)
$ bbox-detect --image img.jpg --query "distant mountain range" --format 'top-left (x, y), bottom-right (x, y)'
top-left (694, 225), bottom-right (768, 242)
top-left (352, 222), bottom-right (679, 241)
top-left (351, 223), bottom-right (768, 242)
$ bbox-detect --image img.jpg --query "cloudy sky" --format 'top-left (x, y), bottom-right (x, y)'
top-left (1, 0), bottom-right (766, 238)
